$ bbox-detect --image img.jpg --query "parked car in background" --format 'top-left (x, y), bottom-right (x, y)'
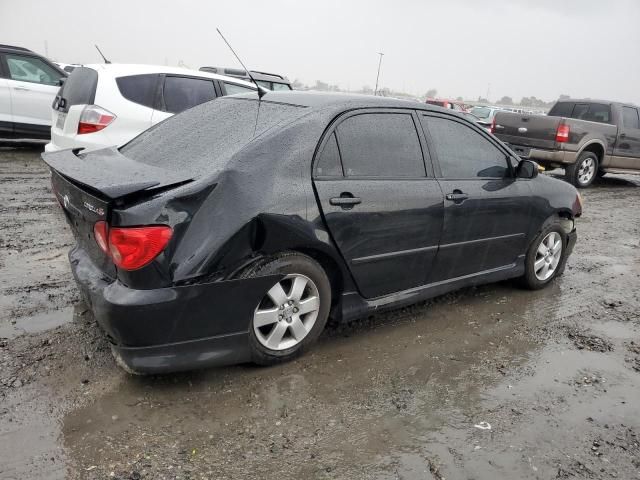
top-left (469, 105), bottom-right (504, 131)
top-left (46, 64), bottom-right (257, 152)
top-left (199, 66), bottom-right (292, 91)
top-left (42, 91), bottom-right (580, 374)
top-left (425, 98), bottom-right (468, 112)
top-left (0, 44), bottom-right (66, 143)
top-left (493, 99), bottom-right (640, 187)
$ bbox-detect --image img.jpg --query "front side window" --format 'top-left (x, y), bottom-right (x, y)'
top-left (163, 76), bottom-right (216, 114)
top-left (224, 82), bottom-right (256, 95)
top-left (622, 107), bottom-right (640, 130)
top-left (116, 74), bottom-right (159, 109)
top-left (422, 115), bottom-right (508, 178)
top-left (5, 54), bottom-right (61, 85)
top-left (336, 113), bottom-right (425, 177)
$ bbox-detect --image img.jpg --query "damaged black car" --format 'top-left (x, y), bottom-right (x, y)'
top-left (42, 91), bottom-right (581, 374)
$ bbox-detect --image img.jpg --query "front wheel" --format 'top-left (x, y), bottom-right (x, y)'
top-left (565, 152), bottom-right (598, 188)
top-left (520, 220), bottom-right (568, 290)
top-left (238, 252), bottom-right (331, 365)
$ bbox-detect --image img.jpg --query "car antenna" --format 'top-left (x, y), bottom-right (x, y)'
top-left (216, 28), bottom-right (267, 99)
top-left (94, 44), bottom-right (111, 64)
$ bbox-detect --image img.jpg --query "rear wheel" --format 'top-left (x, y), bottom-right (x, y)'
top-left (238, 252), bottom-right (331, 365)
top-left (520, 219), bottom-right (568, 290)
top-left (565, 151), bottom-right (598, 188)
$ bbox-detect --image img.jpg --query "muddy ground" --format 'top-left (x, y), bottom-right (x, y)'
top-left (1, 146), bottom-right (639, 480)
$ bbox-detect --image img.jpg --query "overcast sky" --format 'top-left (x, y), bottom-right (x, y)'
top-left (1, 0), bottom-right (638, 104)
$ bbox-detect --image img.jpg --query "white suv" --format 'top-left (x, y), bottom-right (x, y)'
top-left (45, 64), bottom-right (257, 152)
top-left (0, 44), bottom-right (67, 143)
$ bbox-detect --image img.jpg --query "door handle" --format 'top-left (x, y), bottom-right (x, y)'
top-left (445, 190), bottom-right (469, 202)
top-left (619, 133), bottom-right (627, 139)
top-left (14, 86), bottom-right (30, 91)
top-left (330, 193), bottom-right (362, 209)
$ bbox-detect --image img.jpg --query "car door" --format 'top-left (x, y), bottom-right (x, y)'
top-left (0, 55), bottom-right (12, 138)
top-left (3, 52), bottom-right (63, 139)
top-left (420, 112), bottom-right (533, 282)
top-left (151, 75), bottom-right (218, 124)
top-left (313, 110), bottom-right (444, 299)
top-left (612, 106), bottom-right (640, 170)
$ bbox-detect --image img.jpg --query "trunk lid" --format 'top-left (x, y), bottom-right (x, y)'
top-left (493, 112), bottom-right (562, 150)
top-left (43, 147), bottom-right (194, 273)
top-left (42, 147), bottom-right (193, 199)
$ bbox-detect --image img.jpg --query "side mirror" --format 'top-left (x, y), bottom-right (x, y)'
top-left (516, 159), bottom-right (539, 179)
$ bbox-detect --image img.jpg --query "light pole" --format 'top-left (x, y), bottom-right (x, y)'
top-left (374, 52), bottom-right (384, 96)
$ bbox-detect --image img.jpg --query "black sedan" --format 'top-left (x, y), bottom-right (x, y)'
top-left (42, 92), bottom-right (581, 374)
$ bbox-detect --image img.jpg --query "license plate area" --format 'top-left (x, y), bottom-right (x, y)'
top-left (55, 112), bottom-right (67, 130)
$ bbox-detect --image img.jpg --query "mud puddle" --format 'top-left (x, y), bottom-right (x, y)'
top-left (1, 149), bottom-right (640, 479)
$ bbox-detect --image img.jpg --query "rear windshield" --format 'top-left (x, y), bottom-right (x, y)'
top-left (121, 98), bottom-right (308, 176)
top-left (548, 102), bottom-right (574, 117)
top-left (470, 106), bottom-right (492, 119)
top-left (55, 67), bottom-right (98, 112)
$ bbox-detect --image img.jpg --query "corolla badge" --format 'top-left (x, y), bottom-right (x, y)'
top-left (83, 201), bottom-right (105, 216)
top-left (518, 127), bottom-right (528, 133)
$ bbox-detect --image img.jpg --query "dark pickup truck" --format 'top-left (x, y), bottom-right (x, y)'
top-left (493, 99), bottom-right (640, 187)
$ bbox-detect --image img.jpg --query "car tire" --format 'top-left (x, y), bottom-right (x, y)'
top-left (565, 152), bottom-right (598, 188)
top-left (519, 218), bottom-right (568, 290)
top-left (237, 252), bottom-right (331, 366)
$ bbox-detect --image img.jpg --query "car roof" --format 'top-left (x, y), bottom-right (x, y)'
top-left (224, 90), bottom-right (457, 113)
top-left (554, 98), bottom-right (638, 107)
top-left (82, 63), bottom-right (257, 89)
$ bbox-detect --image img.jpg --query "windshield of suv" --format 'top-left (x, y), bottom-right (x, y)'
top-left (121, 98), bottom-right (308, 177)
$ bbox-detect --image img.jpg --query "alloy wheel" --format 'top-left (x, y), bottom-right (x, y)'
top-left (534, 231), bottom-right (562, 281)
top-left (253, 274), bottom-right (320, 351)
top-left (577, 157), bottom-right (596, 185)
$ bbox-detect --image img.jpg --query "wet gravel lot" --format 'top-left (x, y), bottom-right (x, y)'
top-left (1, 146), bottom-right (640, 480)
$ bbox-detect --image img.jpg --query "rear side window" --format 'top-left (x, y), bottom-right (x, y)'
top-left (56, 67), bottom-right (98, 112)
top-left (548, 102), bottom-right (575, 117)
top-left (422, 116), bottom-right (508, 178)
top-left (163, 76), bottom-right (216, 113)
top-left (622, 107), bottom-right (640, 129)
top-left (315, 133), bottom-right (343, 177)
top-left (336, 113), bottom-right (425, 177)
top-left (224, 82), bottom-right (256, 95)
top-left (272, 83), bottom-right (292, 91)
top-left (116, 74), bottom-right (159, 109)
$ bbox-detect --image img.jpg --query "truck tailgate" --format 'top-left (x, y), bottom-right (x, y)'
top-left (494, 112), bottom-right (562, 150)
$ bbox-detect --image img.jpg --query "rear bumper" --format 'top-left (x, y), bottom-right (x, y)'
top-left (69, 247), bottom-right (281, 373)
top-left (507, 144), bottom-right (578, 165)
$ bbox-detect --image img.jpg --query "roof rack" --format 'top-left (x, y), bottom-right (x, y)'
top-left (250, 70), bottom-right (285, 80)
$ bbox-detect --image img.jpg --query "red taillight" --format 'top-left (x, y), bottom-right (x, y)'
top-left (93, 221), bottom-right (109, 254)
top-left (77, 105), bottom-right (115, 135)
top-left (93, 223), bottom-right (172, 271)
top-left (556, 124), bottom-right (570, 143)
top-left (490, 117), bottom-right (496, 134)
